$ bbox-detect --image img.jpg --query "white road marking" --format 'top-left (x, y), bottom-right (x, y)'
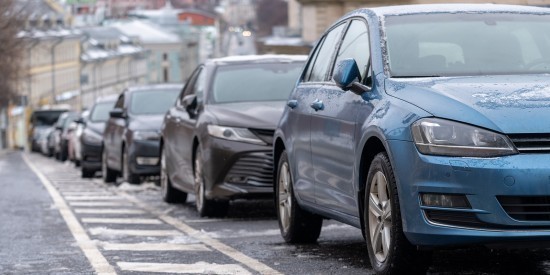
top-left (101, 242), bottom-right (210, 251)
top-left (69, 202), bottom-right (133, 207)
top-left (62, 192), bottom-right (113, 196)
top-left (117, 262), bottom-right (252, 274)
top-left (65, 196), bottom-right (125, 201)
top-left (89, 228), bottom-right (182, 237)
top-left (119, 193), bottom-right (283, 275)
top-left (82, 218), bottom-right (162, 224)
top-left (74, 208), bottom-right (145, 214)
top-left (22, 154), bottom-right (116, 274)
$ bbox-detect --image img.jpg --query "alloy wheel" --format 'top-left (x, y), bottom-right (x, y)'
top-left (278, 162), bottom-right (292, 233)
top-left (160, 148), bottom-right (168, 198)
top-left (368, 171), bottom-right (392, 263)
top-left (194, 153), bottom-right (204, 211)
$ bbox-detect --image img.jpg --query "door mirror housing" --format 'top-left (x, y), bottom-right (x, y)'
top-left (333, 58), bottom-right (369, 95)
top-left (109, 108), bottom-right (125, 119)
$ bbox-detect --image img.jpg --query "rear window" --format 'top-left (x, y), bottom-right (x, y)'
top-left (90, 101), bottom-right (115, 122)
top-left (32, 110), bottom-right (66, 126)
top-left (211, 62), bottom-right (304, 103)
top-left (129, 89), bottom-right (180, 115)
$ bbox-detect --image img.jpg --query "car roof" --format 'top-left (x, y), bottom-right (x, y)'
top-left (366, 3), bottom-right (550, 17)
top-left (206, 54), bottom-right (307, 66)
top-left (125, 83), bottom-right (184, 94)
top-left (95, 94), bottom-right (119, 103)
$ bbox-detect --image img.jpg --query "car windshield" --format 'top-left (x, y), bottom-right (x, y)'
top-left (90, 101), bottom-right (114, 122)
top-left (384, 13), bottom-right (550, 77)
top-left (129, 89), bottom-right (180, 115)
top-left (211, 62), bottom-right (304, 103)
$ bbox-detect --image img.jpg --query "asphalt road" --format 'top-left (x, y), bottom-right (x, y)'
top-left (3, 151), bottom-right (550, 274)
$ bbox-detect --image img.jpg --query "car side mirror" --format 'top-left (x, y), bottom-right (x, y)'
top-left (181, 94), bottom-right (198, 116)
top-left (333, 58), bottom-right (368, 95)
top-left (109, 108), bottom-right (125, 119)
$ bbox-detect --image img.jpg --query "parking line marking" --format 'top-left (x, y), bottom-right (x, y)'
top-left (102, 242), bottom-right (210, 251)
top-left (74, 208), bottom-right (145, 214)
top-left (65, 196), bottom-right (125, 201)
top-left (22, 154), bottom-right (116, 274)
top-left (69, 202), bottom-right (133, 207)
top-left (62, 192), bottom-right (113, 196)
top-left (117, 262), bottom-right (252, 274)
top-left (118, 192), bottom-right (283, 275)
top-left (82, 218), bottom-right (163, 224)
top-left (89, 228), bottom-right (182, 236)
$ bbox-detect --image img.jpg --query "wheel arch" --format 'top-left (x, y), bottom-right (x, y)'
top-left (273, 137), bottom-right (286, 192)
top-left (358, 135), bottom-right (388, 235)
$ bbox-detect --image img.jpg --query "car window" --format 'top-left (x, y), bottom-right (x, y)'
top-left (114, 94), bottom-right (124, 109)
top-left (385, 13), bottom-right (550, 77)
top-left (334, 19), bottom-right (371, 82)
top-left (89, 101), bottom-right (115, 122)
top-left (308, 23), bottom-right (346, 82)
top-left (180, 67), bottom-right (202, 101)
top-left (129, 89), bottom-right (180, 115)
top-left (193, 68), bottom-right (206, 104)
top-left (212, 62), bottom-right (304, 103)
top-left (303, 37), bottom-right (325, 82)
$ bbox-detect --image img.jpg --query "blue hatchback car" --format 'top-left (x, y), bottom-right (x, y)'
top-left (274, 4), bottom-right (550, 274)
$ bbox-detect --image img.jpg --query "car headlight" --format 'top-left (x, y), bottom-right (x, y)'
top-left (82, 128), bottom-right (102, 145)
top-left (133, 130), bottom-right (160, 141)
top-left (207, 125), bottom-right (265, 145)
top-left (411, 118), bottom-right (517, 157)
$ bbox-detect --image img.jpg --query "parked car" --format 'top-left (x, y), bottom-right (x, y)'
top-left (160, 55), bottom-right (306, 217)
top-left (52, 111), bottom-right (79, 161)
top-left (38, 126), bottom-right (56, 157)
top-left (102, 84), bottom-right (182, 184)
top-left (80, 95), bottom-right (117, 178)
top-left (273, 4), bottom-right (550, 274)
top-left (29, 107), bottom-right (69, 152)
top-left (68, 110), bottom-right (90, 167)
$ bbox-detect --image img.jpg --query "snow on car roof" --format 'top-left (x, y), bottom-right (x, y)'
top-left (368, 3), bottom-right (550, 17)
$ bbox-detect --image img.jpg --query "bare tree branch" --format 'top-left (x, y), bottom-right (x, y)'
top-left (0, 0), bottom-right (26, 107)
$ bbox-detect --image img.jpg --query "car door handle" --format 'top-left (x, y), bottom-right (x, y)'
top-left (310, 99), bottom-right (324, 111)
top-left (287, 99), bottom-right (298, 109)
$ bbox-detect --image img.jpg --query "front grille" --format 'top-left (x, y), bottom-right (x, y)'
top-left (249, 128), bottom-right (275, 145)
top-left (226, 151), bottom-right (274, 186)
top-left (424, 209), bottom-right (483, 227)
top-left (508, 134), bottom-right (550, 153)
top-left (498, 196), bottom-right (550, 221)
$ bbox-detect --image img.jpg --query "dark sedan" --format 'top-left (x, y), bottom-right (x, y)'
top-left (102, 84), bottom-right (181, 184)
top-left (160, 55), bottom-right (306, 217)
top-left (80, 95), bottom-right (117, 178)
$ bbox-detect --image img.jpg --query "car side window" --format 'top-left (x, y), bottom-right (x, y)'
top-left (308, 23), bottom-right (346, 82)
top-left (179, 67), bottom-right (201, 103)
top-left (334, 19), bottom-right (371, 84)
top-left (114, 94), bottom-right (124, 109)
top-left (303, 37), bottom-right (326, 82)
top-left (193, 68), bottom-right (206, 104)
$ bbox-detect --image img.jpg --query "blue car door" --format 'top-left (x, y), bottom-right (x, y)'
top-left (311, 19), bottom-right (373, 217)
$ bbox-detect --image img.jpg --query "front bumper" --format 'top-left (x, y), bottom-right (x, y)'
top-left (389, 140), bottom-right (550, 247)
top-left (202, 138), bottom-right (274, 201)
top-left (128, 139), bottom-right (161, 176)
top-left (81, 142), bottom-right (102, 171)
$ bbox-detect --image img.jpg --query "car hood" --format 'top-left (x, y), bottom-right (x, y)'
top-left (386, 75), bottom-right (550, 134)
top-left (86, 121), bottom-right (106, 134)
top-left (129, 115), bottom-right (164, 131)
top-left (207, 101), bottom-right (286, 129)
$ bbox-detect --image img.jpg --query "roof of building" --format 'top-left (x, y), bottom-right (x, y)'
top-left (80, 26), bottom-right (146, 62)
top-left (14, 0), bottom-right (64, 18)
top-left (108, 20), bottom-right (181, 44)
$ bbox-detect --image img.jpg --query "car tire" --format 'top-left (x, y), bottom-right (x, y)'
top-left (364, 152), bottom-right (431, 274)
top-left (276, 151), bottom-right (322, 243)
top-left (75, 159), bottom-right (81, 167)
top-left (194, 147), bottom-right (228, 217)
top-left (161, 146), bottom-right (187, 203)
top-left (123, 146), bottom-right (141, 184)
top-left (102, 149), bottom-right (117, 183)
top-left (82, 167), bottom-right (95, 178)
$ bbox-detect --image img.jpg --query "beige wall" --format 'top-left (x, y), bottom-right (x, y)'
top-left (295, 0), bottom-right (550, 43)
